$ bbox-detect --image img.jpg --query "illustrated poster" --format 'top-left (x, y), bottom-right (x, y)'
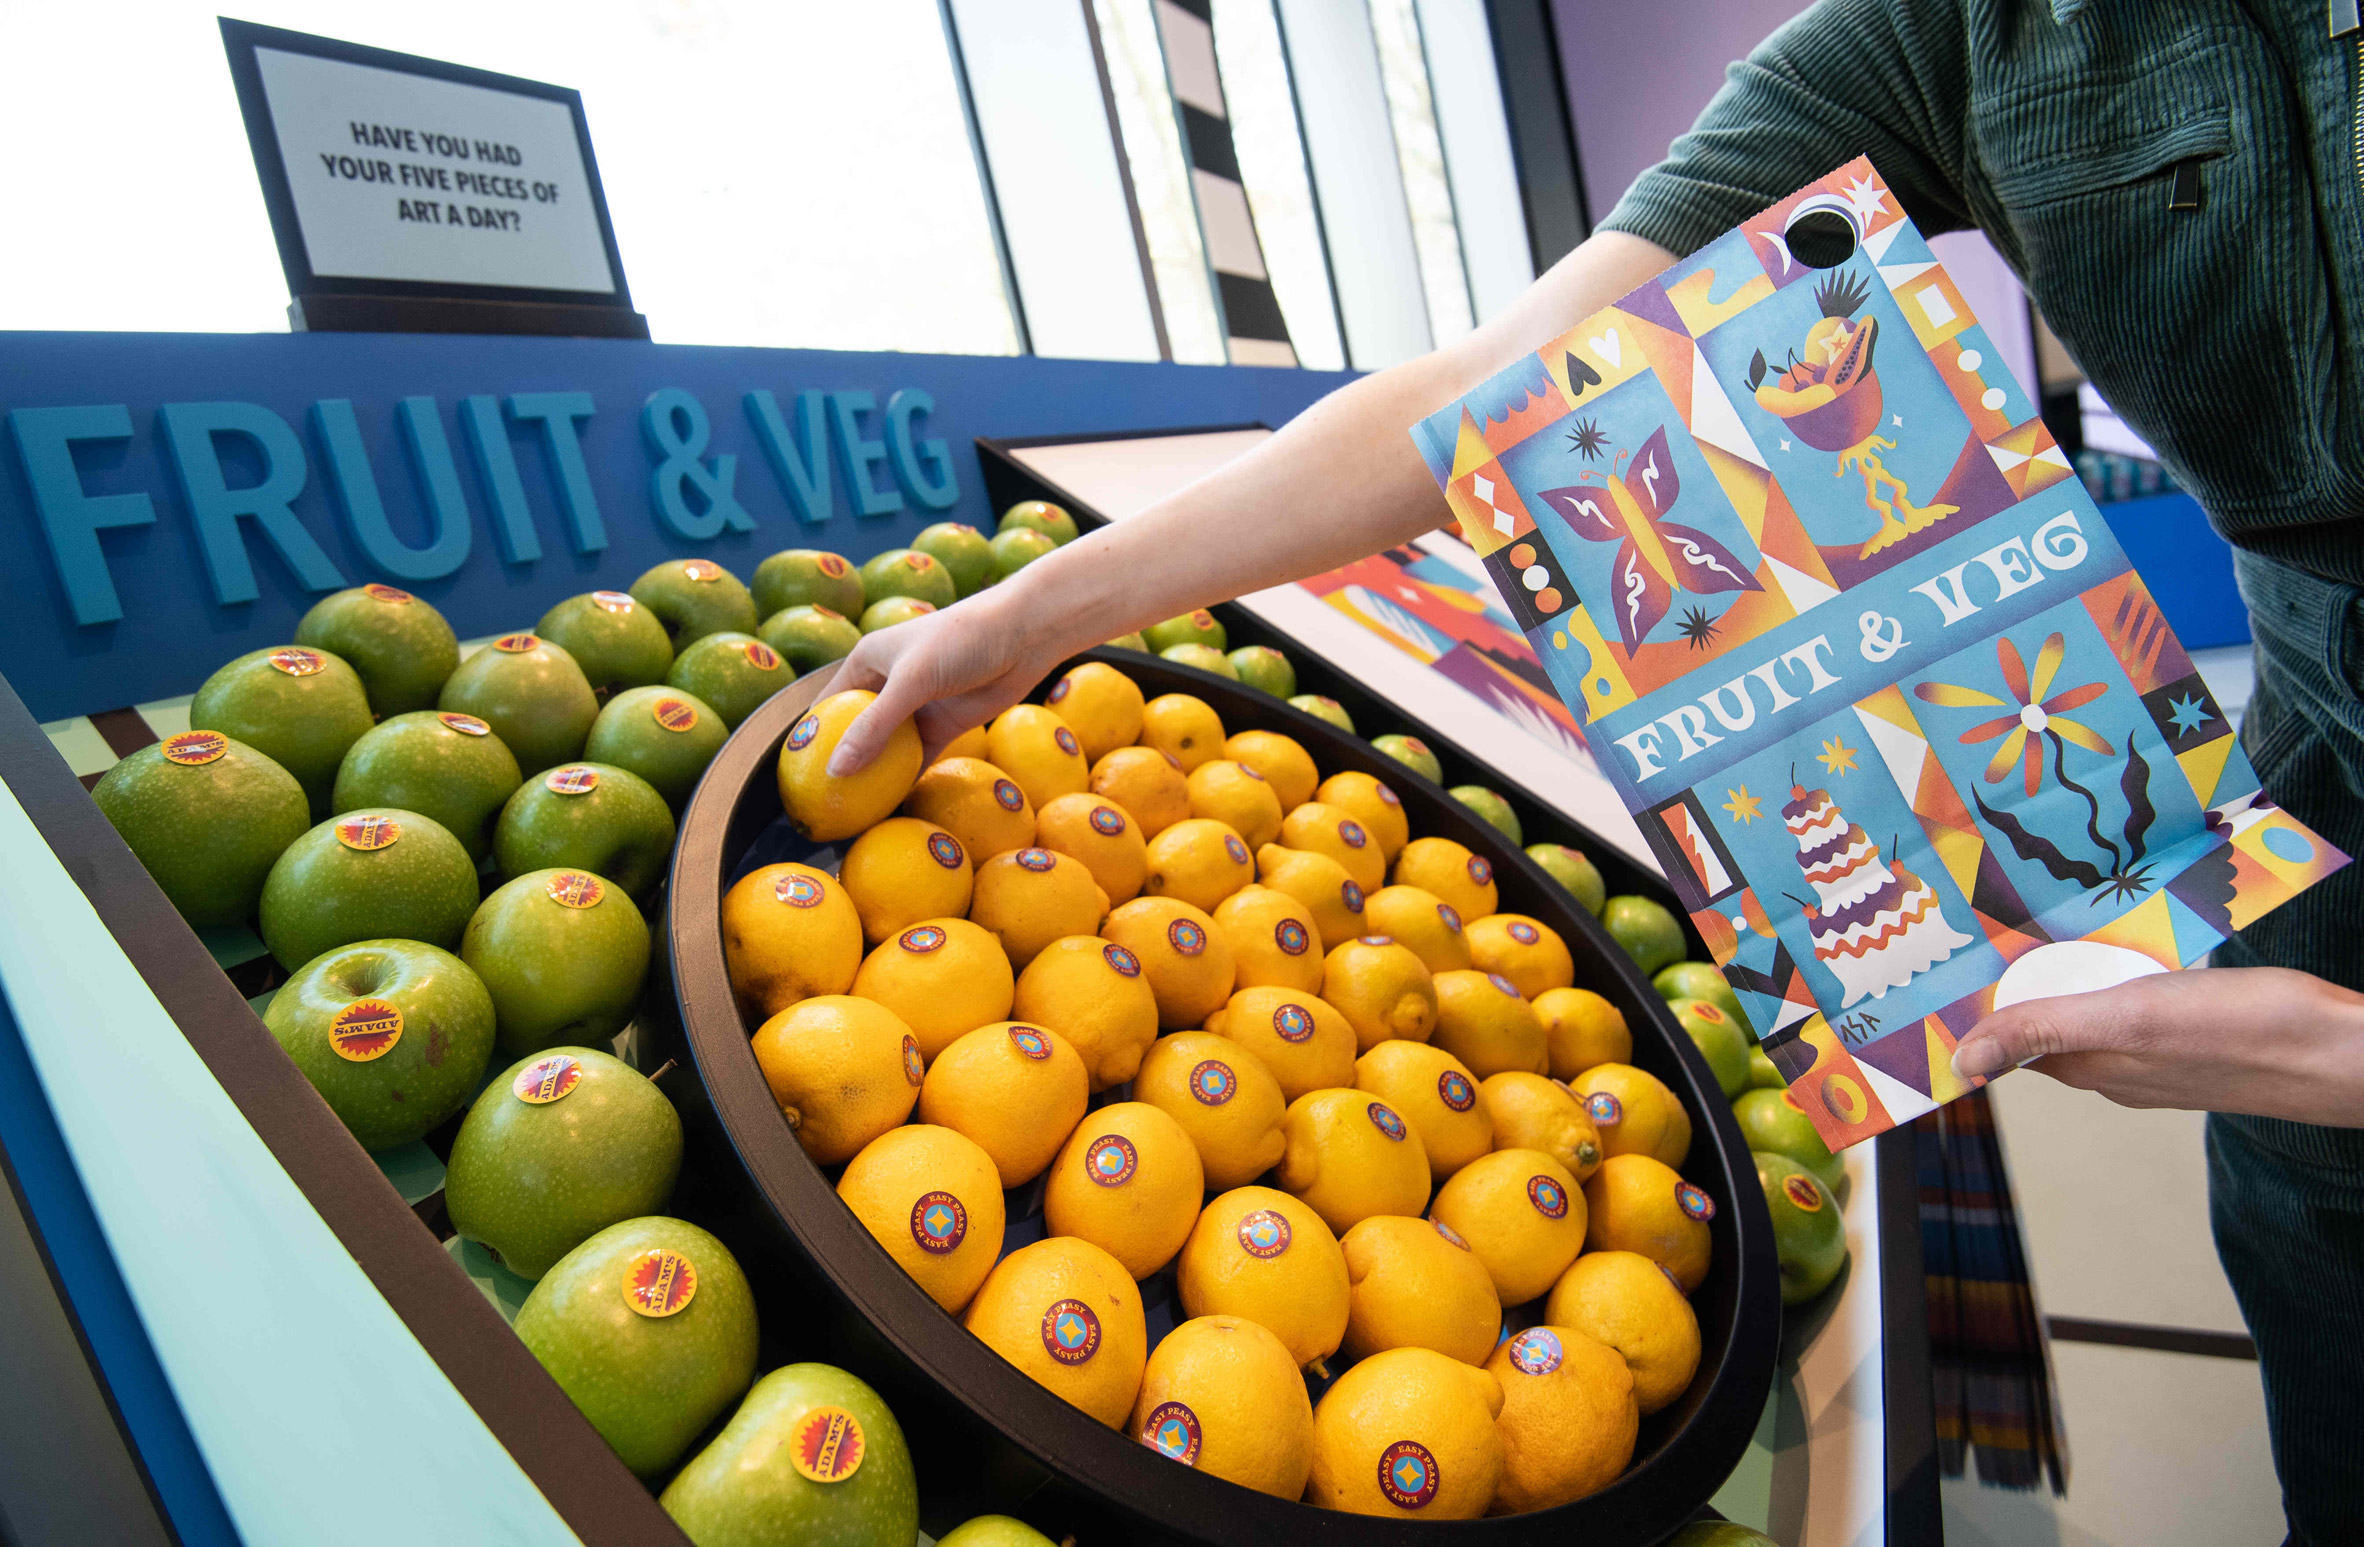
top-left (1411, 159), bottom-right (2346, 1148)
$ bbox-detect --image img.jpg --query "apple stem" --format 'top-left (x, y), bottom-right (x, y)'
top-left (647, 1058), bottom-right (678, 1084)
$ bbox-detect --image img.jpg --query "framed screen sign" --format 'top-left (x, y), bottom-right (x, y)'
top-left (221, 18), bottom-right (645, 337)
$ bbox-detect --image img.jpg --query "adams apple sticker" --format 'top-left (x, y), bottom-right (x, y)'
top-left (329, 999), bottom-right (403, 1061)
top-left (789, 1406), bottom-right (866, 1483)
top-left (161, 730), bottom-right (227, 766)
top-left (622, 1248), bottom-right (698, 1317)
top-left (513, 1054), bottom-right (583, 1104)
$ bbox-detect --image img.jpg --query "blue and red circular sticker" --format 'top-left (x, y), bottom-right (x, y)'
top-left (1008, 1025), bottom-right (1053, 1061)
top-left (1054, 726), bottom-right (1081, 757)
top-left (1360, 933), bottom-right (1395, 948)
top-left (1090, 805), bottom-right (1127, 837)
top-left (1047, 675), bottom-right (1072, 704)
top-left (1168, 918), bottom-right (1207, 957)
top-left (1438, 1069), bottom-right (1475, 1112)
top-left (1432, 1218), bottom-right (1471, 1251)
top-left (1437, 902), bottom-right (1463, 933)
top-left (1338, 819), bottom-right (1368, 849)
top-left (1508, 920), bottom-right (1540, 945)
top-left (1342, 880), bottom-right (1365, 913)
top-left (1507, 1327), bottom-right (1563, 1375)
top-left (1223, 834), bottom-right (1250, 866)
top-left (900, 925), bottom-right (948, 954)
top-left (1488, 973), bottom-right (1521, 997)
top-left (902, 1036), bottom-right (925, 1086)
top-left (1378, 1439), bottom-right (1440, 1509)
top-left (1275, 918), bottom-right (1310, 956)
top-left (1587, 1091), bottom-right (1623, 1126)
top-left (1677, 1181), bottom-right (1717, 1222)
top-left (1467, 855), bottom-right (1492, 886)
top-left (1041, 1299), bottom-right (1102, 1365)
top-left (927, 832), bottom-right (965, 869)
top-left (775, 871), bottom-right (825, 908)
top-left (1015, 847), bottom-right (1056, 872)
top-left (1273, 1003), bottom-right (1314, 1043)
top-left (1085, 1135), bottom-right (1138, 1187)
top-left (785, 714), bottom-right (820, 751)
top-left (1139, 1401), bottom-right (1201, 1466)
top-left (1237, 1209), bottom-right (1291, 1258)
top-left (909, 1191), bottom-right (968, 1255)
top-left (1527, 1174), bottom-right (1570, 1219)
top-left (1368, 1102), bottom-right (1408, 1141)
top-left (1102, 942), bottom-right (1142, 977)
top-left (994, 779), bottom-right (1026, 811)
top-left (1189, 1060), bottom-right (1237, 1106)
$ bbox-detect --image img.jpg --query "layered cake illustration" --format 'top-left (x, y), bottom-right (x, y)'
top-left (1784, 784), bottom-right (1973, 1006)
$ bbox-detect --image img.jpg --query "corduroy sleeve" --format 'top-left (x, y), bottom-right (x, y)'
top-left (1599, 0), bottom-right (1974, 258)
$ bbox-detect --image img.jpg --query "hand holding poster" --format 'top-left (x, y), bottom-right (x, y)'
top-left (1412, 159), bottom-right (2345, 1150)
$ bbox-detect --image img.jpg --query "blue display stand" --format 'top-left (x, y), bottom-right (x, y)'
top-left (2095, 490), bottom-right (2248, 651)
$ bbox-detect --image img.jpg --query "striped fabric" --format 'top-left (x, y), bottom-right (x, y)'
top-left (1152, 0), bottom-right (1298, 367)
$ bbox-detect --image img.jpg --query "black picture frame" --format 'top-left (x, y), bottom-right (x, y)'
top-left (218, 16), bottom-right (649, 338)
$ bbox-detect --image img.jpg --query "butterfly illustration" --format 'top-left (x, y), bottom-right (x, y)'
top-left (1537, 425), bottom-right (1760, 653)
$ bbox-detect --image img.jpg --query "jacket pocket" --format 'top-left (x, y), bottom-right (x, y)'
top-left (1984, 109), bottom-right (2231, 209)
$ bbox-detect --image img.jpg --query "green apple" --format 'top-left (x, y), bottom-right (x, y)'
top-left (988, 526), bottom-right (1055, 580)
top-left (860, 596), bottom-right (937, 633)
top-left (438, 636), bottom-right (599, 776)
top-left (1290, 694), bottom-right (1356, 734)
top-left (258, 808), bottom-right (480, 972)
top-left (1601, 894), bottom-right (1686, 977)
top-left (92, 734), bottom-right (309, 926)
top-left (1526, 842), bottom-right (1606, 916)
top-left (1747, 1044), bottom-right (1785, 1091)
top-left (858, 547), bottom-right (957, 610)
top-left (1160, 643), bottom-right (1237, 679)
top-left (665, 632), bottom-right (789, 729)
top-left (662, 1363), bottom-right (919, 1545)
top-left (751, 548), bottom-right (864, 620)
top-left (1228, 645), bottom-right (1296, 697)
top-left (1733, 1087), bottom-right (1844, 1192)
top-left (630, 559), bottom-right (759, 647)
top-left (1143, 610), bottom-right (1226, 654)
top-left (1672, 997), bottom-right (1751, 1098)
top-left (1450, 784), bottom-right (1522, 844)
top-left (189, 645), bottom-right (375, 818)
top-left (264, 939), bottom-right (494, 1150)
top-left (536, 591), bottom-right (674, 694)
top-left (938, 1517), bottom-right (1058, 1547)
top-left (1106, 631), bottom-right (1150, 654)
top-left (1655, 960), bottom-right (1745, 1024)
top-left (758, 605), bottom-right (863, 675)
top-left (912, 520), bottom-right (995, 598)
top-left (1756, 1150), bottom-right (1848, 1305)
top-left (445, 1046), bottom-right (683, 1277)
top-left (331, 711), bottom-right (522, 863)
top-left (1371, 733), bottom-right (1443, 783)
top-left (1666, 1526), bottom-right (1781, 1547)
top-left (494, 763), bottom-right (676, 903)
top-left (999, 499), bottom-right (1079, 545)
top-left (462, 868), bottom-right (651, 1057)
top-left (294, 584), bottom-right (460, 717)
top-left (514, 1216), bottom-right (756, 1477)
top-left (583, 687), bottom-right (729, 811)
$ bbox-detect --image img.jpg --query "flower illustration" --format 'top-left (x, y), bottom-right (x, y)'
top-left (1913, 634), bottom-right (2113, 796)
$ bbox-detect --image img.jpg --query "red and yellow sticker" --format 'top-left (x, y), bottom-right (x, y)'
top-left (363, 583), bottom-right (412, 603)
top-left (329, 999), bottom-right (403, 1061)
top-left (622, 1248), bottom-right (698, 1317)
top-left (438, 712), bottom-right (491, 736)
top-left (652, 697), bottom-right (699, 733)
top-left (592, 589), bottom-right (636, 612)
top-left (161, 731), bottom-right (227, 766)
top-left (545, 765), bottom-right (599, 795)
top-left (335, 814), bottom-right (402, 851)
top-left (268, 647), bottom-right (327, 676)
top-left (546, 871), bottom-right (603, 909)
top-left (1783, 1174), bottom-right (1826, 1213)
top-left (513, 1054), bottom-right (583, 1105)
top-left (493, 633), bottom-right (541, 653)
top-left (682, 560), bottom-right (723, 582)
top-left (789, 1406), bottom-right (866, 1483)
top-left (744, 640), bottom-right (780, 671)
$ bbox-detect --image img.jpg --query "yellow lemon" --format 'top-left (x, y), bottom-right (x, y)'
top-left (1277, 1088), bottom-right (1431, 1235)
top-left (1206, 986), bottom-right (1356, 1101)
top-left (838, 1124), bottom-right (1006, 1313)
top-left (1134, 1032), bottom-right (1286, 1189)
top-left (1142, 817), bottom-right (1256, 914)
top-left (1484, 1325), bottom-right (1639, 1511)
top-left (1478, 1071), bottom-right (1604, 1183)
top-left (777, 689), bottom-right (923, 841)
top-left (1430, 1148), bottom-right (1586, 1305)
top-left (1140, 693), bottom-right (1226, 772)
top-left (1535, 987), bottom-right (1632, 1079)
top-left (1177, 1186), bottom-right (1349, 1372)
top-left (1431, 969), bottom-right (1548, 1078)
top-left (1034, 792), bottom-right (1148, 905)
top-left (1582, 1153), bottom-right (1713, 1291)
top-left (905, 756), bottom-right (1035, 861)
top-left (1392, 836), bottom-right (1499, 922)
top-left (917, 1021), bottom-right (1090, 1188)
top-left (750, 994), bottom-right (922, 1164)
top-left (1211, 885), bottom-right (1323, 993)
top-left (986, 703), bottom-right (1090, 811)
top-left (1100, 897), bottom-right (1235, 1030)
top-left (1362, 884), bottom-right (1473, 974)
top-left (1043, 1102), bottom-right (1206, 1280)
top-left (1185, 760), bottom-right (1284, 849)
top-left (1355, 1041), bottom-right (1489, 1182)
top-left (1339, 1214), bottom-right (1502, 1366)
top-left (1089, 745), bottom-right (1190, 838)
top-left (1279, 802), bottom-right (1386, 894)
top-left (720, 861), bottom-right (863, 1017)
top-left (1320, 935), bottom-right (1439, 1051)
top-left (1308, 1347), bottom-right (1503, 1519)
top-left (1045, 661), bottom-right (1144, 763)
top-left (964, 1237), bottom-right (1146, 1427)
top-left (1129, 1315), bottom-right (1314, 1498)
top-left (1569, 1063), bottom-right (1692, 1168)
top-left (1466, 913), bottom-right (1575, 1000)
top-left (837, 816), bottom-right (973, 946)
top-left (936, 724), bottom-right (989, 763)
top-left (969, 847), bottom-right (1109, 970)
top-left (1222, 730), bottom-right (1318, 811)
top-left (1315, 770), bottom-right (1410, 862)
top-left (1545, 1250), bottom-right (1702, 1414)
top-left (1253, 844), bottom-right (1369, 950)
top-left (851, 916), bottom-right (1015, 1061)
top-left (1010, 936), bottom-right (1160, 1090)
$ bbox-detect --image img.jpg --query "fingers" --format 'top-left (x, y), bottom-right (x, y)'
top-left (827, 639), bottom-right (933, 776)
top-left (1953, 977), bottom-right (2156, 1080)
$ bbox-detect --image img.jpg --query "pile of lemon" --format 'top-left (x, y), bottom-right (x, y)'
top-left (721, 661), bottom-right (1724, 1520)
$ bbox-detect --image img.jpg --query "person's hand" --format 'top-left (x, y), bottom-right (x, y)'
top-left (1952, 966), bottom-right (2364, 1127)
top-left (824, 586), bottom-right (1080, 775)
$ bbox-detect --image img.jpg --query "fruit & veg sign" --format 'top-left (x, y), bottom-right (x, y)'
top-left (1414, 159), bottom-right (2346, 1148)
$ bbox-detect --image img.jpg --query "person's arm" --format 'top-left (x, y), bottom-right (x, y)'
top-left (1952, 968), bottom-right (2364, 1127)
top-left (825, 229), bottom-right (1677, 772)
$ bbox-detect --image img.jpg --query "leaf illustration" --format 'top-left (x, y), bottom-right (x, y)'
top-left (1748, 349), bottom-right (1768, 390)
top-left (2049, 730), bottom-right (2121, 872)
top-left (2118, 733), bottom-right (2155, 866)
top-left (1973, 789), bottom-right (2109, 889)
